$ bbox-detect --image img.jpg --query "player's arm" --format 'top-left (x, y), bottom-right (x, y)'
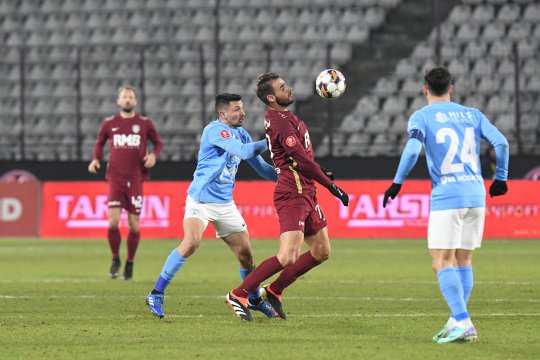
top-left (89, 121), bottom-right (108, 173)
top-left (210, 127), bottom-right (267, 160)
top-left (144, 120), bottom-right (163, 168)
top-left (479, 111), bottom-right (510, 197)
top-left (247, 155), bottom-right (278, 182)
top-left (383, 115), bottom-right (424, 207)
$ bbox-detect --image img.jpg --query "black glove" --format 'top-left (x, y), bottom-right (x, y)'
top-left (383, 183), bottom-right (402, 208)
top-left (319, 165), bottom-right (335, 180)
top-left (327, 183), bottom-right (349, 206)
top-left (489, 180), bottom-right (508, 197)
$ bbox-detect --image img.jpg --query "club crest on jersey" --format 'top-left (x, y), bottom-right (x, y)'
top-left (221, 130), bottom-right (230, 138)
top-left (286, 136), bottom-right (296, 147)
top-left (132, 124), bottom-right (140, 133)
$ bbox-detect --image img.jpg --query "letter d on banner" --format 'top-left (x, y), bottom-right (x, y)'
top-left (0, 198), bottom-right (22, 221)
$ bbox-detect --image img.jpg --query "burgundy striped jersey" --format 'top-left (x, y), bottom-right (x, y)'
top-left (264, 107), bottom-right (332, 195)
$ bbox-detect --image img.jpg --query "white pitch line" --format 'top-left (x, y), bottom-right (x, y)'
top-left (1, 294), bottom-right (538, 303)
top-left (163, 312), bottom-right (540, 319)
top-left (1, 279), bottom-right (536, 286)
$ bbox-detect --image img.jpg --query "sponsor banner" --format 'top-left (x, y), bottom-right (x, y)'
top-left (40, 182), bottom-right (186, 238)
top-left (39, 180), bottom-right (539, 239)
top-left (317, 180), bottom-right (539, 239)
top-left (0, 182), bottom-right (40, 236)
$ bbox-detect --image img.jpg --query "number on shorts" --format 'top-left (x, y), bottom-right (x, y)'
top-left (314, 204), bottom-right (325, 220)
top-left (131, 195), bottom-right (143, 209)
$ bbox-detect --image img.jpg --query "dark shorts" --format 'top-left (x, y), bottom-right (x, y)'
top-left (274, 191), bottom-right (327, 236)
top-left (107, 179), bottom-right (143, 215)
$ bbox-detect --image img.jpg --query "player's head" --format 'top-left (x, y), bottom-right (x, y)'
top-left (117, 86), bottom-right (137, 114)
top-left (423, 66), bottom-right (454, 97)
top-left (215, 93), bottom-right (245, 128)
top-left (256, 72), bottom-right (294, 109)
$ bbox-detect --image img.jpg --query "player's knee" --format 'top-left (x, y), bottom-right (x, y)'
top-left (237, 248), bottom-right (254, 268)
top-left (180, 242), bottom-right (198, 257)
top-left (277, 252), bottom-right (299, 267)
top-left (128, 222), bottom-right (140, 233)
top-left (314, 249), bottom-right (330, 263)
top-left (108, 220), bottom-right (119, 230)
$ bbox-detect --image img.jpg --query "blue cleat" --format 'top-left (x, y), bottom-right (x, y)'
top-left (248, 297), bottom-right (278, 318)
top-left (146, 292), bottom-right (165, 318)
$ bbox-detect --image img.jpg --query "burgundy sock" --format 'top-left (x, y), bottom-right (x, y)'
top-left (270, 251), bottom-right (321, 295)
top-left (108, 228), bottom-right (121, 260)
top-left (232, 256), bottom-right (284, 298)
top-left (127, 231), bottom-right (140, 262)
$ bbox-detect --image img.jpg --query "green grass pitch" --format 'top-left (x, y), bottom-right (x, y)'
top-left (0, 238), bottom-right (539, 359)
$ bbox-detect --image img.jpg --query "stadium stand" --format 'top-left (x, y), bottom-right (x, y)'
top-left (318, 0), bottom-right (539, 157)
top-left (0, 0), bottom-right (538, 160)
top-left (0, 0), bottom-right (400, 160)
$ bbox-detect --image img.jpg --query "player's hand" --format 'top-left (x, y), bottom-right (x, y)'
top-left (383, 183), bottom-right (402, 208)
top-left (143, 153), bottom-right (156, 168)
top-left (489, 179), bottom-right (508, 197)
top-left (327, 183), bottom-right (349, 206)
top-left (88, 159), bottom-right (100, 173)
top-left (320, 165), bottom-right (335, 180)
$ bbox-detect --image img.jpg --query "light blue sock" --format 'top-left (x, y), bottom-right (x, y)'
top-left (457, 266), bottom-right (474, 304)
top-left (437, 267), bottom-right (469, 321)
top-left (239, 265), bottom-right (261, 301)
top-left (154, 249), bottom-right (186, 293)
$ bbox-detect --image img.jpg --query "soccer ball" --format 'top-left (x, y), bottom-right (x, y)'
top-left (315, 69), bottom-right (346, 99)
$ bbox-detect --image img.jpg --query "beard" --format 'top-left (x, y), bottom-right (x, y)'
top-left (276, 97), bottom-right (294, 107)
top-left (121, 105), bottom-right (134, 113)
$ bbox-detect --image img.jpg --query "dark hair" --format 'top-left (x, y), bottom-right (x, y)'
top-left (255, 72), bottom-right (280, 105)
top-left (424, 66), bottom-right (454, 96)
top-left (215, 93), bottom-right (242, 112)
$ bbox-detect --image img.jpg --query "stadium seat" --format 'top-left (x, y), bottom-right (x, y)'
top-left (471, 4), bottom-right (495, 24)
top-left (447, 5), bottom-right (471, 24)
top-left (523, 3), bottom-right (540, 22)
top-left (507, 23), bottom-right (532, 41)
top-left (497, 3), bottom-right (521, 24)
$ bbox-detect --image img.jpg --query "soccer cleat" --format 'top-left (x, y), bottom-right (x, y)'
top-left (262, 284), bottom-right (286, 319)
top-left (109, 259), bottom-right (121, 279)
top-left (437, 326), bottom-right (478, 344)
top-left (146, 292), bottom-right (165, 318)
top-left (432, 324), bottom-right (452, 343)
top-left (248, 297), bottom-right (278, 318)
top-left (225, 292), bottom-right (252, 321)
top-left (123, 261), bottom-right (133, 280)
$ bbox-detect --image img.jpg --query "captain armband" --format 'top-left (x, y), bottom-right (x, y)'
top-left (409, 128), bottom-right (425, 143)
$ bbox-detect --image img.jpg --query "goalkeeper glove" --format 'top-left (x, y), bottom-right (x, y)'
top-left (489, 179), bottom-right (508, 197)
top-left (327, 183), bottom-right (349, 206)
top-left (319, 165), bottom-right (335, 180)
top-left (383, 183), bottom-right (402, 208)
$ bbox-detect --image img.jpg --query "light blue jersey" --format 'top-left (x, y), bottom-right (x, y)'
top-left (187, 119), bottom-right (277, 203)
top-left (394, 101), bottom-right (509, 211)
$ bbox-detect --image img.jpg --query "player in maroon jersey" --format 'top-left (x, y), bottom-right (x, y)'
top-left (225, 73), bottom-right (349, 321)
top-left (88, 86), bottom-right (163, 280)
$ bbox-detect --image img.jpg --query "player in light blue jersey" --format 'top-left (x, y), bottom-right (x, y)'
top-left (146, 93), bottom-right (278, 319)
top-left (383, 67), bottom-right (509, 343)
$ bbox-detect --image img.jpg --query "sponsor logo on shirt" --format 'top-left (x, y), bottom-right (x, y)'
top-left (113, 134), bottom-right (141, 147)
top-left (435, 112), bottom-right (449, 123)
top-left (286, 136), bottom-right (296, 147)
top-left (221, 130), bottom-right (230, 138)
